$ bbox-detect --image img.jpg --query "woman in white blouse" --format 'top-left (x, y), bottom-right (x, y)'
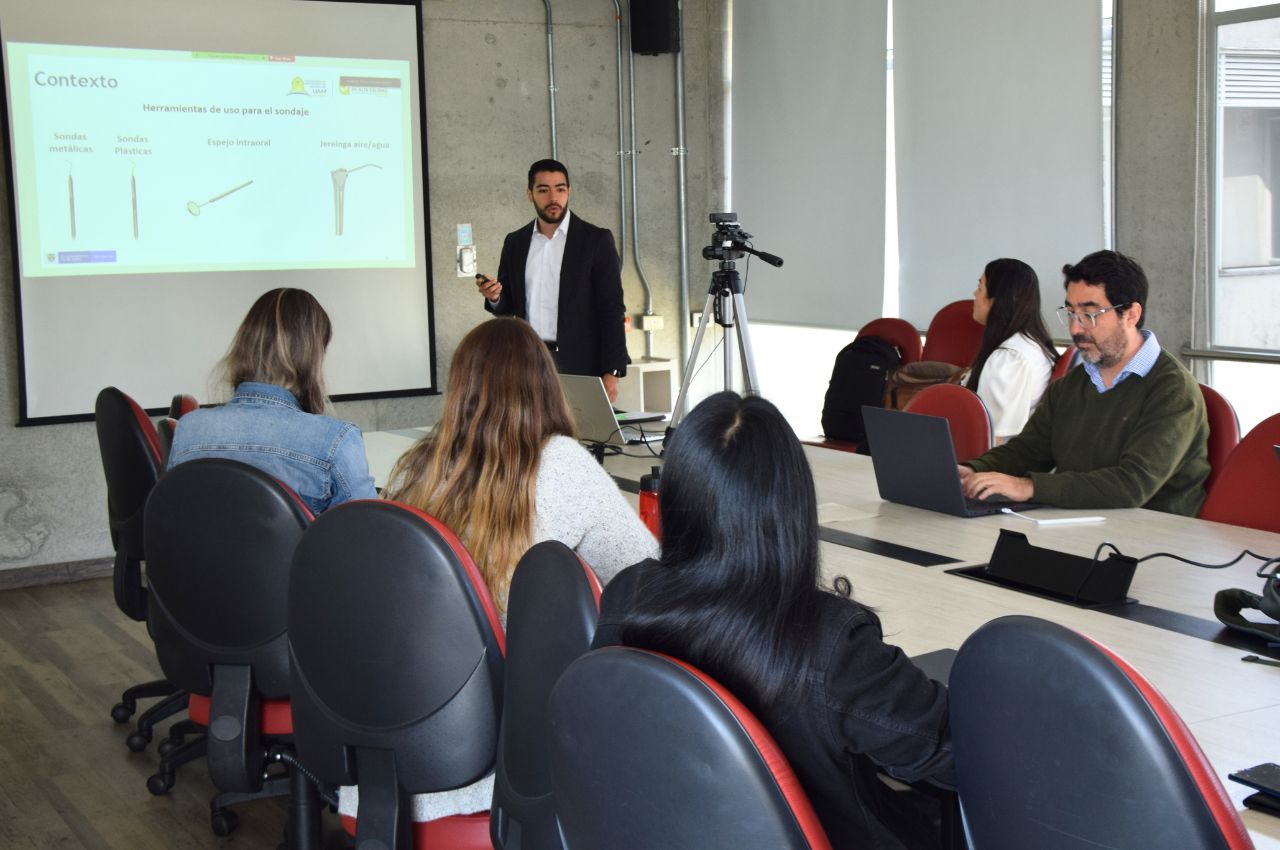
top-left (966, 258), bottom-right (1057, 442)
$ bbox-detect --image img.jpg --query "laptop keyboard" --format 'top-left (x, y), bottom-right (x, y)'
top-left (966, 493), bottom-right (1015, 507)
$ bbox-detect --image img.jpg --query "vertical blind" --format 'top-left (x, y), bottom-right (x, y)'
top-left (729, 0), bottom-right (1105, 333)
top-left (729, 0), bottom-right (888, 329)
top-left (893, 0), bottom-right (1104, 329)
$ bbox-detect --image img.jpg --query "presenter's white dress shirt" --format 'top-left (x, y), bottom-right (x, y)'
top-left (524, 210), bottom-right (571, 343)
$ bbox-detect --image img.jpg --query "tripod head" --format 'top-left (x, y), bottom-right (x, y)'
top-left (701, 212), bottom-right (784, 267)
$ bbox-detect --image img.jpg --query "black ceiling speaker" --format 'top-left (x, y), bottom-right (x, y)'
top-left (631, 0), bottom-right (680, 55)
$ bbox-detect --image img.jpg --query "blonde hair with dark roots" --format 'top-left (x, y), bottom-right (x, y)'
top-left (221, 288), bottom-right (333, 414)
top-left (384, 317), bottom-right (575, 609)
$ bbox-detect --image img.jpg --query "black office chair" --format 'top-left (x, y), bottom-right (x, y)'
top-left (951, 615), bottom-right (1253, 849)
top-left (93, 386), bottom-right (185, 751)
top-left (155, 393), bottom-right (199, 468)
top-left (169, 393), bottom-right (200, 419)
top-left (548, 647), bottom-right (833, 849)
top-left (288, 500), bottom-right (506, 850)
top-left (144, 458), bottom-right (319, 844)
top-left (491, 541), bottom-right (601, 850)
top-left (155, 417), bottom-right (178, 469)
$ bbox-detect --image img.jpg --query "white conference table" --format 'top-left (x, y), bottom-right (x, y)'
top-left (365, 430), bottom-right (1280, 845)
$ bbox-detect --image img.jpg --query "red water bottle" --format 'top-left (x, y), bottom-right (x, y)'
top-left (639, 465), bottom-right (661, 538)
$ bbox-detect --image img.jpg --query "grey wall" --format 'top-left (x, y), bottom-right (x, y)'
top-left (0, 0), bottom-right (1214, 577)
top-left (1113, 0), bottom-right (1200, 363)
top-left (0, 0), bottom-right (721, 576)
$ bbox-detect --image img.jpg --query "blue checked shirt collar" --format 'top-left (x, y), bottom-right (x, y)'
top-left (1083, 329), bottom-right (1159, 393)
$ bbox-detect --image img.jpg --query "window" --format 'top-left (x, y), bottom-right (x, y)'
top-left (1208, 3), bottom-right (1280, 434)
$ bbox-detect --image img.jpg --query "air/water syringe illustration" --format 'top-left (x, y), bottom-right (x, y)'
top-left (187, 179), bottom-right (254, 216)
top-left (330, 164), bottom-right (380, 236)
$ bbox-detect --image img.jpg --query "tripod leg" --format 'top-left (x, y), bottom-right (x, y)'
top-left (671, 293), bottom-right (718, 428)
top-left (732, 292), bottom-right (762, 396)
top-left (722, 297), bottom-right (735, 391)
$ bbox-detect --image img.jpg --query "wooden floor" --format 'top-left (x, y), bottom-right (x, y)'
top-left (0, 576), bottom-right (351, 849)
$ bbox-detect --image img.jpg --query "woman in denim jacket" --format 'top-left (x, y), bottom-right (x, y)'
top-left (593, 393), bottom-right (955, 850)
top-left (167, 288), bottom-right (377, 515)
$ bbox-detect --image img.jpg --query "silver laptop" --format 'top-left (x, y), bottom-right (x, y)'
top-left (559, 374), bottom-right (667, 446)
top-left (862, 405), bottom-right (1039, 517)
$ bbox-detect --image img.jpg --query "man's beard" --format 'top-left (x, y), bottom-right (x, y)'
top-left (536, 204), bottom-right (565, 225)
top-left (1073, 332), bottom-right (1126, 368)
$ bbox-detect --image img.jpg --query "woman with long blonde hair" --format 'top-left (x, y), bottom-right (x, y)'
top-left (341, 317), bottom-right (657, 825)
top-left (385, 316), bottom-right (656, 610)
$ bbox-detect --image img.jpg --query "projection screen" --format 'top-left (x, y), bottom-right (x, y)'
top-left (0, 0), bottom-right (434, 423)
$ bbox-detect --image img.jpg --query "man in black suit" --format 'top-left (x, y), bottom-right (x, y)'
top-left (477, 159), bottom-right (628, 400)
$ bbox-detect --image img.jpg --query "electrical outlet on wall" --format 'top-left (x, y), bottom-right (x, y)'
top-left (456, 223), bottom-right (476, 277)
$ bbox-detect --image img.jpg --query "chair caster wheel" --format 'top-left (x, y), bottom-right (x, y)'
top-left (126, 729), bottom-right (151, 752)
top-left (157, 739), bottom-right (176, 757)
top-left (111, 702), bottom-right (134, 723)
top-left (210, 809), bottom-right (239, 837)
top-left (146, 772), bottom-right (174, 796)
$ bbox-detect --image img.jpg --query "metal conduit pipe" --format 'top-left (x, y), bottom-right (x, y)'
top-left (674, 0), bottom-right (691, 362)
top-left (543, 0), bottom-right (558, 158)
top-left (626, 24), bottom-right (656, 359)
top-left (611, 0), bottom-right (628, 267)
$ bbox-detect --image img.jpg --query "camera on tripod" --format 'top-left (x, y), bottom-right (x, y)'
top-left (700, 212), bottom-right (784, 268)
top-left (667, 212), bottom-right (785, 432)
top-left (702, 212), bottom-right (752, 263)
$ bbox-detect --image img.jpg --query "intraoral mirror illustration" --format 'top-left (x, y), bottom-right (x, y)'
top-left (187, 179), bottom-right (254, 216)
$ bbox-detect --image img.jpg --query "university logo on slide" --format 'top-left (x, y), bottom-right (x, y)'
top-left (287, 75), bottom-right (328, 97)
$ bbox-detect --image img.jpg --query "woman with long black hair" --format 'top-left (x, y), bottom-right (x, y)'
top-left (966, 258), bottom-right (1058, 442)
top-left (593, 392), bottom-right (954, 850)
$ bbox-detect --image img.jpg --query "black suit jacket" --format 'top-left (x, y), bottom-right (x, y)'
top-left (486, 214), bottom-right (628, 378)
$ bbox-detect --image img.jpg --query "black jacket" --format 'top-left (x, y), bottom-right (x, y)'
top-left (593, 561), bottom-right (955, 850)
top-left (487, 214), bottom-right (628, 378)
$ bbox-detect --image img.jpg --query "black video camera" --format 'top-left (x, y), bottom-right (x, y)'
top-left (702, 212), bottom-right (753, 263)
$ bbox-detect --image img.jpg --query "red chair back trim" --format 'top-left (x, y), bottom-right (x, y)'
top-left (125, 393), bottom-right (163, 465)
top-left (857, 317), bottom-right (922, 366)
top-left (577, 553), bottom-right (602, 606)
top-left (903, 384), bottom-right (993, 462)
top-left (1198, 384), bottom-right (1240, 496)
top-left (921, 300), bottom-right (984, 367)
top-left (651, 651), bottom-right (833, 850)
top-left (1051, 346), bottom-right (1078, 381)
top-left (1199, 411), bottom-right (1280, 533)
top-left (1082, 635), bottom-right (1254, 850)
top-left (174, 394), bottom-right (200, 418)
top-left (364, 500), bottom-right (507, 656)
top-left (271, 474), bottom-right (316, 522)
top-left (187, 694), bottom-right (294, 736)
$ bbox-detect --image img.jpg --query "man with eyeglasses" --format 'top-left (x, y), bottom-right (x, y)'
top-left (959, 250), bottom-right (1209, 516)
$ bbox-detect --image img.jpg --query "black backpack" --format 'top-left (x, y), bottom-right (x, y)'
top-left (820, 336), bottom-right (902, 442)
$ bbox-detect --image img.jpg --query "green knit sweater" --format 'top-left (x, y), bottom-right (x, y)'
top-left (964, 350), bottom-right (1210, 516)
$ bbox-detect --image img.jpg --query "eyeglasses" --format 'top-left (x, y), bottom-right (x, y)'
top-left (1056, 304), bottom-right (1128, 330)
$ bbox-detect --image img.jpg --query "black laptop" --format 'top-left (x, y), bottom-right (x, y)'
top-left (861, 405), bottom-right (1039, 518)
